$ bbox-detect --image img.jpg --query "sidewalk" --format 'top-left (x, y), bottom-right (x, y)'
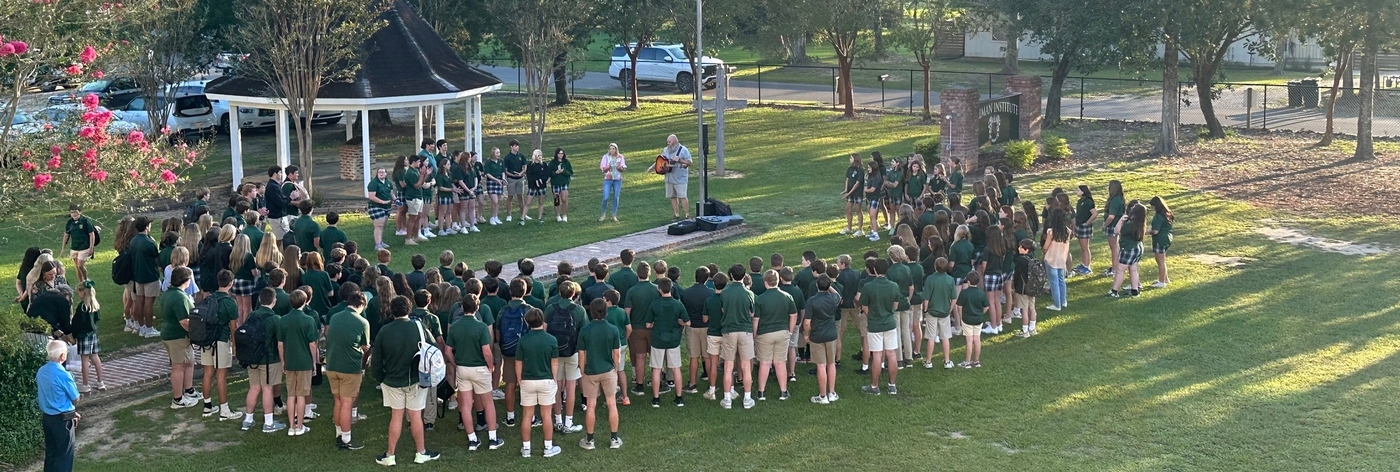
top-left (74, 222), bottom-right (745, 401)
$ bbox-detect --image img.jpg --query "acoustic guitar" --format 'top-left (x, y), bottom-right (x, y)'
top-left (654, 155), bottom-right (671, 175)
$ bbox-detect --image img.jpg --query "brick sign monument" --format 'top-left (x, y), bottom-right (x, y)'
top-left (939, 75), bottom-right (1043, 172)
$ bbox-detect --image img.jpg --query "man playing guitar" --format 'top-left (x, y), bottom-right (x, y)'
top-left (646, 134), bottom-right (694, 220)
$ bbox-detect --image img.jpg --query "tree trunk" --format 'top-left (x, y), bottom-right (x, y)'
top-left (1046, 52), bottom-right (1074, 126)
top-left (291, 110), bottom-right (315, 197)
top-left (367, 109), bottom-right (394, 127)
top-left (789, 35), bottom-right (808, 64)
top-left (1000, 26), bottom-right (1020, 75)
top-left (1321, 48), bottom-right (1350, 146)
top-left (1193, 62), bottom-right (1225, 139)
top-left (1343, 59), bottom-right (1355, 98)
top-left (627, 50), bottom-right (641, 110)
top-left (921, 60), bottom-right (933, 122)
top-left (1355, 41), bottom-right (1378, 160)
top-left (552, 51), bottom-right (570, 106)
top-left (1271, 38), bottom-right (1287, 76)
top-left (839, 55), bottom-right (855, 118)
top-left (873, 16), bottom-right (885, 57)
top-left (1158, 36), bottom-right (1181, 156)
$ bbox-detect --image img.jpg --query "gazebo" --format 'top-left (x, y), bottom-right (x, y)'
top-left (205, 0), bottom-right (503, 197)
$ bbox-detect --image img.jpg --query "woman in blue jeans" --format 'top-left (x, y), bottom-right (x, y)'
top-left (599, 143), bottom-right (627, 221)
top-left (1042, 208), bottom-right (1072, 310)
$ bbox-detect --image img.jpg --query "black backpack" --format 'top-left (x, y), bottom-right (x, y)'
top-left (234, 314), bottom-right (270, 367)
top-left (188, 295), bottom-right (223, 347)
top-left (111, 250), bottom-right (134, 286)
top-left (546, 302), bottom-right (578, 357)
top-left (707, 198), bottom-right (732, 216)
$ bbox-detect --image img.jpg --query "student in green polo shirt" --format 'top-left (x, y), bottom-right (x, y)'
top-left (622, 262), bottom-right (659, 395)
top-left (484, 148), bottom-right (507, 225)
top-left (268, 268), bottom-right (292, 316)
top-left (886, 246), bottom-right (916, 369)
top-left (278, 290), bottom-right (319, 436)
top-left (516, 308), bottom-right (561, 458)
top-left (446, 294), bottom-right (504, 451)
top-left (547, 148), bottom-right (574, 222)
top-left (957, 271), bottom-right (988, 368)
top-left (325, 285), bottom-right (370, 451)
top-left (700, 275), bottom-right (726, 401)
top-left (367, 167), bottom-right (395, 250)
top-left (437, 251), bottom-right (459, 287)
top-left (859, 259), bottom-right (900, 396)
top-left (601, 290), bottom-right (632, 406)
top-left (61, 204), bottom-right (96, 281)
top-left (1148, 196), bottom-right (1175, 289)
top-left (605, 249), bottom-right (638, 300)
top-left (301, 253), bottom-right (335, 322)
top-left (318, 212), bottom-right (348, 261)
top-left (158, 266), bottom-right (198, 409)
top-left (370, 296), bottom-right (441, 466)
top-left (920, 258), bottom-right (957, 370)
top-left (753, 270), bottom-right (797, 402)
top-left (718, 266), bottom-right (756, 410)
top-left (291, 201), bottom-right (321, 255)
top-left (200, 271), bottom-right (242, 421)
top-left (804, 274), bottom-right (842, 404)
top-left (242, 288), bottom-right (286, 433)
top-left (645, 278), bottom-right (688, 408)
top-left (777, 267), bottom-right (806, 382)
top-left (578, 299), bottom-right (623, 450)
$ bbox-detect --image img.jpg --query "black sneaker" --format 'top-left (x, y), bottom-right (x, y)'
top-left (1130, 288), bottom-right (1141, 297)
top-left (757, 391), bottom-right (767, 401)
top-left (808, 368), bottom-right (818, 375)
top-left (504, 416), bottom-right (517, 427)
top-left (787, 374), bottom-right (797, 383)
top-left (913, 352), bottom-right (923, 360)
top-left (651, 397), bottom-right (661, 408)
top-left (657, 384), bottom-right (673, 395)
top-left (779, 391), bottom-right (791, 401)
top-left (665, 379), bottom-right (675, 389)
top-left (674, 396), bottom-right (685, 407)
top-left (1107, 290), bottom-right (1120, 298)
top-left (630, 384), bottom-right (645, 396)
top-left (854, 366), bottom-right (869, 374)
top-left (424, 423), bottom-right (434, 432)
top-left (835, 361), bottom-right (842, 368)
top-left (488, 438), bottom-right (505, 450)
top-left (530, 416), bottom-right (543, 427)
top-left (682, 383), bottom-right (699, 394)
top-left (337, 438), bottom-right (364, 450)
top-left (468, 440), bottom-right (482, 451)
top-left (700, 370), bottom-right (709, 381)
top-left (850, 353), bottom-right (863, 361)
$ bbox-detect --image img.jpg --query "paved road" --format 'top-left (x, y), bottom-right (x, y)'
top-left (478, 65), bottom-right (1400, 137)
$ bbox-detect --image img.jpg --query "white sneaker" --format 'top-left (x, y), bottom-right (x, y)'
top-left (868, 232), bottom-right (880, 242)
top-left (522, 214), bottom-right (532, 221)
top-left (422, 229), bottom-right (437, 238)
top-left (853, 230), bottom-right (864, 237)
top-left (145, 327), bottom-right (162, 338)
top-left (1150, 281), bottom-right (1168, 288)
top-left (742, 397), bottom-right (755, 409)
top-left (542, 445), bottom-right (561, 458)
top-left (95, 381), bottom-right (106, 390)
top-left (600, 215), bottom-right (607, 222)
top-left (219, 409), bottom-right (243, 421)
top-left (78, 383), bottom-right (92, 393)
top-left (171, 396), bottom-right (198, 409)
top-left (556, 216), bottom-right (562, 222)
top-left (506, 215), bottom-right (513, 222)
top-left (124, 320), bottom-right (134, 333)
top-left (944, 361), bottom-right (954, 369)
top-left (719, 397), bottom-right (732, 409)
top-left (1045, 305), bottom-right (1062, 311)
top-left (827, 392), bottom-right (840, 402)
top-left (839, 228), bottom-right (850, 235)
top-left (811, 395), bottom-right (829, 404)
top-left (520, 446), bottom-right (531, 458)
top-left (1011, 308), bottom-right (1022, 319)
top-left (491, 389), bottom-right (505, 400)
top-left (562, 216), bottom-right (568, 222)
top-left (490, 217), bottom-right (500, 226)
top-left (469, 225), bottom-right (480, 233)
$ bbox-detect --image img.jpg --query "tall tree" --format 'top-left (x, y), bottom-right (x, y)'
top-left (600, 0), bottom-right (668, 109)
top-left (1291, 0), bottom-right (1363, 145)
top-left (488, 0), bottom-right (593, 149)
top-left (890, 0), bottom-right (958, 122)
top-left (1351, 0), bottom-right (1400, 159)
top-left (232, 0), bottom-right (386, 196)
top-left (1173, 0), bottom-right (1272, 139)
top-left (659, 0), bottom-right (750, 103)
top-left (1017, 0), bottom-right (1154, 125)
top-left (814, 0), bottom-right (880, 118)
top-left (124, 0), bottom-right (218, 133)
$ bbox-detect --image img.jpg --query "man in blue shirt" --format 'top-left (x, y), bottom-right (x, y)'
top-left (38, 339), bottom-right (80, 472)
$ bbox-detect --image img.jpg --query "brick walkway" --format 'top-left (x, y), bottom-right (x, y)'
top-left (74, 222), bottom-right (744, 402)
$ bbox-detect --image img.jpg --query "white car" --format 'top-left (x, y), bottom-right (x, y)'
top-left (112, 94), bottom-right (217, 138)
top-left (21, 105), bottom-right (141, 135)
top-left (609, 43), bottom-right (722, 93)
top-left (175, 80), bottom-right (344, 132)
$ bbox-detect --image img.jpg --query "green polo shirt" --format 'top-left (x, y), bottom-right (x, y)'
top-left (157, 288), bottom-right (192, 341)
top-left (291, 215), bottom-right (320, 253)
top-left (318, 225), bottom-right (347, 259)
top-left (515, 329), bottom-right (558, 380)
top-left (503, 152), bottom-right (527, 177)
top-left (646, 297), bottom-right (687, 349)
top-left (887, 263), bottom-right (912, 310)
top-left (958, 286), bottom-right (989, 325)
top-left (860, 277), bottom-right (900, 333)
top-left (66, 216), bottom-right (95, 251)
top-left (605, 267), bottom-right (638, 300)
top-left (325, 307), bottom-right (370, 374)
top-left (273, 288), bottom-right (291, 316)
top-left (129, 233), bottom-right (161, 284)
top-left (704, 294), bottom-right (724, 337)
top-left (754, 289), bottom-right (797, 335)
top-left (719, 285), bottom-right (755, 334)
top-left (604, 306), bottom-right (629, 345)
top-left (921, 272), bottom-right (957, 316)
top-left (623, 280), bottom-right (660, 328)
top-left (949, 239), bottom-right (975, 279)
top-left (578, 321), bottom-right (620, 375)
top-left (367, 178), bottom-right (393, 209)
top-left (278, 309), bottom-right (319, 372)
top-left (371, 318), bottom-right (434, 388)
top-left (209, 292), bottom-right (238, 342)
top-left (484, 159), bottom-right (505, 180)
top-left (400, 167), bottom-right (423, 200)
top-left (446, 315), bottom-right (491, 367)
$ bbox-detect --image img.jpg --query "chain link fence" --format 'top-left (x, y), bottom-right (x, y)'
top-left (479, 58), bottom-right (1400, 138)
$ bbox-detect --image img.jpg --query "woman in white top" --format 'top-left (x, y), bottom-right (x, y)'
top-left (599, 143), bottom-right (627, 221)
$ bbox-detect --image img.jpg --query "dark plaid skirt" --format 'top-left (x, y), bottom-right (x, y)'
top-left (438, 195), bottom-right (456, 206)
top-left (1119, 243), bottom-right (1144, 266)
top-left (846, 193), bottom-right (863, 204)
top-left (528, 187), bottom-right (547, 197)
top-left (1152, 241), bottom-right (1171, 254)
top-left (232, 278), bottom-right (259, 297)
top-left (552, 185), bottom-right (569, 194)
top-left (367, 206), bottom-right (391, 221)
top-left (983, 272), bottom-right (1007, 292)
top-left (78, 332), bottom-right (100, 355)
top-left (486, 180), bottom-right (504, 195)
top-left (1075, 223), bottom-right (1094, 239)
top-left (867, 199), bottom-right (882, 210)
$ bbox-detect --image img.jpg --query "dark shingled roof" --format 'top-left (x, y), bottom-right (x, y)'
top-left (206, 0), bottom-right (501, 101)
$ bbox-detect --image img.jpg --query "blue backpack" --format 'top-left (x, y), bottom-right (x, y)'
top-left (498, 303), bottom-right (528, 357)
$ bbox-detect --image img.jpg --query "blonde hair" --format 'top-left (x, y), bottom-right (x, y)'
top-left (218, 224), bottom-right (237, 244)
top-left (886, 245), bottom-right (907, 263)
top-left (954, 224), bottom-right (971, 242)
top-left (179, 223), bottom-right (202, 263)
top-left (255, 231), bottom-right (281, 269)
top-left (171, 246), bottom-right (190, 267)
top-left (26, 253), bottom-right (55, 290)
top-left (78, 284), bottom-right (100, 311)
top-left (531, 149), bottom-right (543, 162)
top-left (230, 234), bottom-right (252, 274)
top-left (197, 213), bottom-right (214, 238)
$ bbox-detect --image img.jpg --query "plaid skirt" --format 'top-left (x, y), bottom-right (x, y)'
top-left (438, 195), bottom-right (456, 206)
top-left (528, 187), bottom-right (547, 197)
top-left (889, 194), bottom-right (904, 206)
top-left (367, 206), bottom-right (391, 221)
top-left (846, 193), bottom-right (863, 204)
top-left (78, 331), bottom-right (100, 355)
top-left (189, 266), bottom-right (201, 284)
top-left (459, 192), bottom-right (475, 201)
top-left (1075, 223), bottom-right (1094, 239)
top-left (486, 180), bottom-right (504, 195)
top-left (552, 185), bottom-right (569, 194)
top-left (1104, 224), bottom-right (1118, 237)
top-left (1152, 241), bottom-right (1171, 254)
top-left (1119, 242), bottom-right (1144, 266)
top-left (867, 199), bottom-right (882, 210)
top-left (232, 278), bottom-right (259, 297)
top-left (983, 272), bottom-right (1007, 292)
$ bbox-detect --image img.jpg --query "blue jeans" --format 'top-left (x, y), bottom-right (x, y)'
top-left (1047, 267), bottom-right (1067, 308)
top-left (601, 179), bottom-right (622, 216)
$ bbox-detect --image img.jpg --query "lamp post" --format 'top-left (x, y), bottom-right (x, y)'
top-left (696, 0), bottom-right (705, 218)
top-left (878, 74), bottom-right (890, 108)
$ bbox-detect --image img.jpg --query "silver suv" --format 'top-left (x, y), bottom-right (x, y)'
top-left (608, 43), bottom-right (722, 93)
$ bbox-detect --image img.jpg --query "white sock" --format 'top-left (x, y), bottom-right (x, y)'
top-left (340, 432), bottom-right (351, 442)
top-left (351, 407), bottom-right (358, 417)
top-left (335, 425), bottom-right (344, 436)
top-left (1029, 321), bottom-right (1036, 330)
top-left (506, 412), bottom-right (515, 420)
top-left (706, 386), bottom-right (715, 395)
top-left (468, 432), bottom-right (478, 441)
top-left (1022, 325), bottom-right (1029, 333)
top-left (544, 440), bottom-right (553, 449)
top-left (263, 413), bottom-right (273, 425)
top-left (304, 405), bottom-right (313, 416)
top-left (743, 392), bottom-right (752, 401)
top-left (554, 414), bottom-right (562, 424)
top-left (565, 416), bottom-right (573, 427)
top-left (488, 430), bottom-right (498, 440)
top-left (862, 364), bottom-right (869, 370)
top-left (220, 403), bottom-right (231, 414)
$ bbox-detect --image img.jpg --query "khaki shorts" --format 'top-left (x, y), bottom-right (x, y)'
top-left (130, 281), bottom-right (160, 298)
top-left (924, 315), bottom-right (953, 340)
top-left (962, 322), bottom-right (982, 339)
top-left (501, 356), bottom-right (518, 384)
top-left (580, 372), bottom-right (617, 400)
top-left (556, 353), bottom-right (581, 381)
top-left (706, 335), bottom-right (723, 356)
top-left (405, 198), bottom-right (424, 216)
top-left (809, 341), bottom-right (837, 365)
top-left (840, 307), bottom-right (859, 335)
top-left (71, 248), bottom-right (92, 262)
top-left (721, 332), bottom-right (754, 362)
top-left (163, 338), bottom-right (192, 365)
top-left (788, 326), bottom-right (803, 348)
top-left (327, 371), bottom-right (363, 397)
top-left (248, 363), bottom-right (283, 386)
top-left (382, 384), bottom-right (427, 411)
top-left (1014, 293), bottom-right (1035, 310)
top-left (507, 178), bottom-right (525, 196)
top-left (627, 328), bottom-right (652, 357)
top-left (685, 327), bottom-right (707, 357)
top-left (756, 331), bottom-right (789, 363)
top-left (199, 341), bottom-right (233, 369)
top-left (665, 181), bottom-right (687, 199)
top-left (519, 379), bottom-right (557, 407)
top-left (615, 346), bottom-right (629, 372)
top-left (649, 347), bottom-right (681, 369)
top-left (285, 370), bottom-right (313, 397)
top-left (455, 365), bottom-right (492, 394)
top-left (856, 310), bottom-right (869, 338)
top-left (867, 329), bottom-right (899, 352)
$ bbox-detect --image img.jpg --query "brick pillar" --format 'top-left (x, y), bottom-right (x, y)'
top-left (1005, 75), bottom-right (1043, 143)
top-left (939, 86), bottom-right (979, 173)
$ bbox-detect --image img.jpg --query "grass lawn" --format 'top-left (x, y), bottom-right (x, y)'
top-left (51, 100), bottom-right (1400, 470)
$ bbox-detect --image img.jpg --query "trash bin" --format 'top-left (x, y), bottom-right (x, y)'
top-left (1286, 80), bottom-right (1302, 108)
top-left (1300, 78), bottom-right (1319, 108)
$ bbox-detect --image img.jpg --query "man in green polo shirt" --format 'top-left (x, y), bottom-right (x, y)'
top-left (645, 278), bottom-right (688, 408)
top-left (516, 309), bottom-right (561, 458)
top-left (860, 259), bottom-right (901, 396)
top-left (325, 284), bottom-right (370, 451)
top-left (61, 204), bottom-right (96, 282)
top-left (503, 139), bottom-right (527, 222)
top-left (278, 290), bottom-right (319, 436)
top-left (718, 266), bottom-right (756, 410)
top-left (370, 296), bottom-right (441, 466)
top-left (622, 262), bottom-right (658, 396)
top-left (130, 216), bottom-right (163, 338)
top-left (291, 201), bottom-right (321, 254)
top-left (753, 270), bottom-right (797, 402)
top-left (158, 266), bottom-right (199, 409)
top-left (577, 298), bottom-right (622, 450)
top-left (605, 249), bottom-right (639, 300)
top-left (446, 294), bottom-right (504, 451)
top-left (201, 270), bottom-right (242, 421)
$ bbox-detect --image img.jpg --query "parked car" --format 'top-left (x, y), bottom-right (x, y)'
top-left (608, 43), bottom-right (722, 93)
top-left (20, 104), bottom-right (141, 135)
top-left (111, 93), bottom-right (217, 138)
top-left (175, 80), bottom-right (342, 133)
top-left (47, 77), bottom-right (143, 108)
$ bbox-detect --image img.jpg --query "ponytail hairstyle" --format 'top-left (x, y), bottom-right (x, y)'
top-left (77, 280), bottom-right (100, 312)
top-left (1150, 196), bottom-right (1174, 224)
top-left (1048, 208), bottom-right (1071, 243)
top-left (374, 276), bottom-right (396, 323)
top-left (1077, 184), bottom-right (1094, 204)
top-left (1127, 203), bottom-right (1148, 242)
top-left (1108, 179), bottom-right (1123, 200)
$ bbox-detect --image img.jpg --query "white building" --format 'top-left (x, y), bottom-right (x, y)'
top-left (960, 28), bottom-right (1329, 70)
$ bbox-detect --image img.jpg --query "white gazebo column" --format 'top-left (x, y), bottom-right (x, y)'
top-left (275, 109), bottom-right (291, 168)
top-left (230, 116), bottom-right (244, 191)
top-left (472, 96), bottom-right (482, 156)
top-left (345, 112), bottom-right (353, 141)
top-left (415, 106), bottom-right (424, 147)
top-left (463, 100), bottom-right (473, 152)
top-left (361, 109), bottom-right (372, 196)
top-left (434, 104), bottom-right (446, 141)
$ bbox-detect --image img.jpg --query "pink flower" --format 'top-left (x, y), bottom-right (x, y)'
top-left (21, 150), bottom-right (31, 157)
top-left (186, 151), bottom-right (197, 160)
top-left (160, 169), bottom-right (177, 183)
top-left (50, 145), bottom-right (62, 157)
top-left (81, 94), bottom-right (99, 109)
top-left (47, 156), bottom-right (62, 169)
top-left (21, 161), bottom-right (36, 171)
top-left (66, 143), bottom-right (78, 151)
top-left (159, 126), bottom-right (171, 135)
top-left (79, 46), bottom-right (97, 64)
top-left (148, 156), bottom-right (167, 167)
top-left (65, 64), bottom-right (82, 75)
top-left (0, 43), bottom-right (14, 56)
top-left (9, 41), bottom-right (28, 54)
top-left (83, 148), bottom-right (98, 160)
top-left (42, 123), bottom-right (52, 131)
top-left (89, 170), bottom-right (108, 182)
top-left (128, 169), bottom-right (140, 179)
top-left (78, 126), bottom-right (98, 139)
top-left (33, 173), bottom-right (52, 190)
top-left (126, 130), bottom-right (145, 145)
top-left (92, 70), bottom-right (105, 79)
